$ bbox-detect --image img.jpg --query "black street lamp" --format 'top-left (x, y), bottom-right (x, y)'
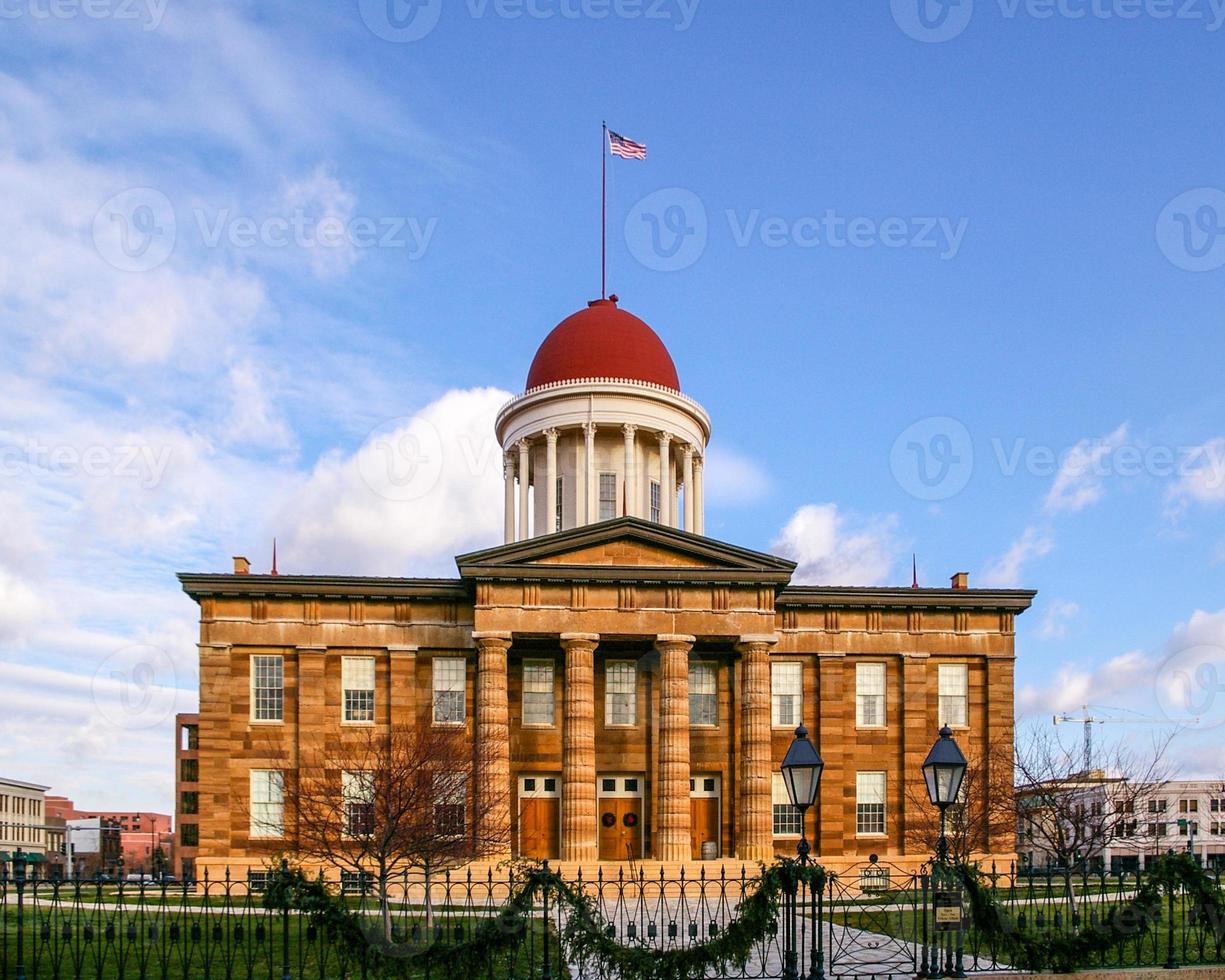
top-left (922, 725), bottom-right (968, 865)
top-left (781, 724), bottom-right (826, 980)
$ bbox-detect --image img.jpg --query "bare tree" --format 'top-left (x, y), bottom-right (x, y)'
top-left (277, 724), bottom-right (511, 942)
top-left (904, 735), bottom-right (1016, 865)
top-left (1014, 722), bottom-right (1174, 912)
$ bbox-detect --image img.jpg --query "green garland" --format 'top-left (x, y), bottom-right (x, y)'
top-left (265, 859), bottom-right (826, 979)
top-left (953, 851), bottom-right (1225, 973)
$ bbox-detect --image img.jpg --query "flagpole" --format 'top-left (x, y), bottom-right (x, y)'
top-left (601, 120), bottom-right (607, 299)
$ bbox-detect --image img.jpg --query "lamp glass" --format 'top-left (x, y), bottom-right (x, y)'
top-left (780, 724), bottom-right (825, 809)
top-left (921, 725), bottom-right (968, 807)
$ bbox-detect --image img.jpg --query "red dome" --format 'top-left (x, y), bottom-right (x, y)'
top-left (525, 297), bottom-right (680, 391)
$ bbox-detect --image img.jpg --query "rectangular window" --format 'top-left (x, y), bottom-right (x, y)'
top-left (599, 472), bottom-right (618, 521)
top-left (251, 655), bottom-right (284, 722)
top-left (340, 870), bottom-right (369, 895)
top-left (555, 476), bottom-right (563, 532)
top-left (688, 663), bottom-right (717, 727)
top-left (180, 758), bottom-right (198, 782)
top-left (247, 870), bottom-right (269, 893)
top-left (250, 770), bottom-right (285, 839)
top-left (522, 660), bottom-right (556, 726)
top-left (772, 773), bottom-right (802, 837)
top-left (433, 774), bottom-right (466, 837)
top-left (650, 481), bottom-right (661, 523)
top-left (856, 663), bottom-right (886, 727)
top-left (180, 791), bottom-right (199, 815)
top-left (343, 771), bottom-right (375, 837)
top-left (938, 664), bottom-right (968, 728)
top-left (433, 658), bottom-right (466, 725)
top-left (605, 661), bottom-right (637, 726)
top-left (182, 824), bottom-right (199, 847)
top-left (771, 663), bottom-right (802, 727)
top-left (342, 656), bottom-right (376, 723)
top-left (856, 772), bottom-right (886, 836)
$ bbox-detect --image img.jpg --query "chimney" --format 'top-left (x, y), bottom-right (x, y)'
top-left (233, 556), bottom-right (251, 576)
top-left (950, 571), bottom-right (969, 590)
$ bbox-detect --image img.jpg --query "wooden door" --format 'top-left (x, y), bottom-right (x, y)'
top-left (690, 797), bottom-right (720, 860)
top-left (520, 798), bottom-right (559, 860)
top-left (598, 798), bottom-right (642, 861)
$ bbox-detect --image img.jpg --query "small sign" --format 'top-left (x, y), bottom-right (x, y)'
top-left (933, 889), bottom-right (964, 932)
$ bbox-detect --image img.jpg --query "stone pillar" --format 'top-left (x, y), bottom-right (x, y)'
top-left (693, 454), bottom-right (704, 535)
top-left (561, 633), bottom-right (599, 862)
top-left (387, 645), bottom-right (418, 728)
top-left (682, 445), bottom-right (695, 532)
top-left (583, 422), bottom-right (597, 525)
top-left (474, 632), bottom-right (513, 859)
top-left (503, 452), bottom-right (516, 543)
top-left (197, 642), bottom-right (231, 866)
top-left (818, 653), bottom-right (847, 856)
top-left (622, 424), bottom-right (637, 519)
top-left (736, 635), bottom-right (776, 862)
top-left (544, 428), bottom-right (559, 535)
top-left (657, 432), bottom-right (672, 527)
top-left (655, 634), bottom-right (694, 862)
top-left (901, 653), bottom-right (930, 855)
top-left (517, 440), bottom-right (531, 542)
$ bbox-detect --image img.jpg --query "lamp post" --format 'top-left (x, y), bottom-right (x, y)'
top-left (781, 724), bottom-right (825, 980)
top-left (922, 725), bottom-right (968, 980)
top-left (14, 847), bottom-right (27, 980)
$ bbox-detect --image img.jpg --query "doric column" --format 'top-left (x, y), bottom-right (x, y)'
top-left (682, 445), bottom-right (695, 532)
top-left (473, 633), bottom-right (513, 859)
top-left (655, 634), bottom-right (694, 862)
top-left (503, 451), bottom-right (516, 544)
top-left (544, 429), bottom-right (559, 535)
top-left (583, 422), bottom-right (597, 526)
top-left (693, 454), bottom-right (705, 535)
top-left (561, 633), bottom-right (599, 862)
top-left (657, 432), bottom-right (672, 526)
top-left (622, 424), bottom-right (637, 519)
top-left (517, 439), bottom-right (531, 542)
top-left (736, 635), bottom-right (776, 862)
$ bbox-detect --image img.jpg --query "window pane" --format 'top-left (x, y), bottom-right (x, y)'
top-left (938, 664), bottom-right (968, 727)
top-left (605, 662), bottom-right (637, 725)
top-left (433, 658), bottom-right (466, 724)
top-left (771, 663), bottom-right (802, 727)
top-left (250, 770), bottom-right (284, 838)
top-left (599, 472), bottom-right (617, 521)
top-left (689, 663), bottom-right (717, 726)
top-left (650, 482), bottom-right (661, 523)
top-left (772, 775), bottom-right (801, 835)
top-left (523, 661), bottom-right (555, 725)
top-left (856, 772), bottom-right (886, 835)
top-left (252, 656), bottom-right (284, 721)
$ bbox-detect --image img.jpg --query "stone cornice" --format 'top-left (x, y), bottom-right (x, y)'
top-left (177, 573), bottom-right (467, 603)
top-left (778, 586), bottom-right (1036, 612)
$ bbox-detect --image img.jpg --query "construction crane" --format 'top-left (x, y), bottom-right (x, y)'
top-left (1052, 704), bottom-right (1179, 774)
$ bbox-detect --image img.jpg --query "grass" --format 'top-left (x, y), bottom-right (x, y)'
top-left (0, 906), bottom-right (563, 979)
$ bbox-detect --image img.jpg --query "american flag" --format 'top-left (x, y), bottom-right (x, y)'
top-left (608, 130), bottom-right (647, 160)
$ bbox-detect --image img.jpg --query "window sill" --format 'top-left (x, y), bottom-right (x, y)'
top-left (856, 725), bottom-right (887, 732)
top-left (773, 834), bottom-right (802, 840)
top-left (249, 719), bottom-right (284, 726)
top-left (520, 723), bottom-right (556, 730)
top-left (690, 724), bottom-right (719, 731)
top-left (432, 721), bottom-right (467, 729)
top-left (341, 720), bottom-right (375, 727)
top-left (855, 833), bottom-right (889, 839)
top-left (604, 723), bottom-right (638, 730)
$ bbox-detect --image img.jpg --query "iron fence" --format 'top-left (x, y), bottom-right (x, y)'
top-left (4, 854), bottom-right (1225, 978)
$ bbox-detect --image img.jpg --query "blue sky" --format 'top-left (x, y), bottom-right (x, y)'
top-left (1, 0), bottom-right (1224, 811)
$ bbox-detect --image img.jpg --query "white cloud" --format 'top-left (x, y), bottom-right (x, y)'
top-left (279, 165), bottom-right (360, 280)
top-left (1037, 598), bottom-right (1080, 640)
top-left (702, 446), bottom-right (770, 506)
top-left (279, 388), bottom-right (512, 576)
top-left (1043, 423), bottom-right (1129, 515)
top-left (981, 525), bottom-right (1053, 588)
top-left (1017, 650), bottom-right (1154, 718)
top-left (771, 503), bottom-right (900, 586)
top-left (1165, 437), bottom-right (1225, 514)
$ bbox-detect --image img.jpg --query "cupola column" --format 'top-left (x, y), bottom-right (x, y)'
top-left (693, 454), bottom-right (705, 535)
top-left (517, 440), bottom-right (532, 541)
top-left (544, 429), bottom-right (559, 535)
top-left (583, 422), bottom-right (597, 525)
top-left (622, 424), bottom-right (638, 519)
top-left (655, 634), bottom-right (694, 862)
top-left (503, 452), bottom-right (516, 544)
top-left (682, 445), bottom-right (695, 533)
top-left (657, 432), bottom-right (672, 527)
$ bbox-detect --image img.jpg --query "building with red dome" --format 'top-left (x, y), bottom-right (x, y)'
top-left (178, 297), bottom-right (1033, 879)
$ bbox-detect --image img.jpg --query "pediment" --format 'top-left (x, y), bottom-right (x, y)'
top-left (455, 517), bottom-right (795, 583)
